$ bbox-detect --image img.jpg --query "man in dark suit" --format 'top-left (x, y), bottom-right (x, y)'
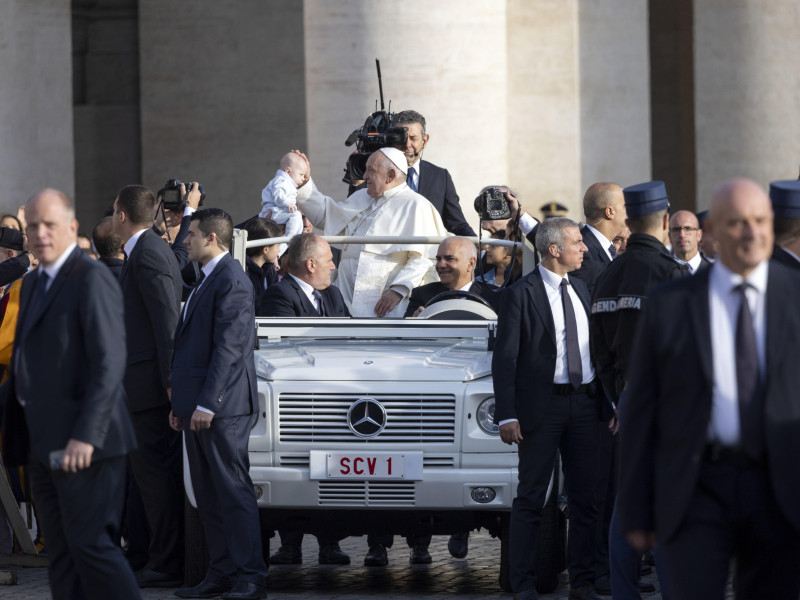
top-left (668, 210), bottom-right (712, 275)
top-left (391, 110), bottom-right (475, 236)
top-left (2, 189), bottom-right (139, 599)
top-left (769, 179), bottom-right (800, 272)
top-left (171, 208), bottom-right (268, 600)
top-left (262, 234), bottom-right (348, 319)
top-left (619, 178), bottom-right (800, 600)
top-left (112, 185), bottom-right (185, 587)
top-left (493, 217), bottom-right (604, 600)
top-left (91, 216), bottom-right (125, 281)
top-left (405, 236), bottom-right (500, 316)
top-left (571, 182), bottom-right (627, 295)
top-left (260, 234), bottom-right (351, 566)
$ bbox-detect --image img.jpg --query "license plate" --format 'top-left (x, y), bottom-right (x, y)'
top-left (309, 451), bottom-right (423, 480)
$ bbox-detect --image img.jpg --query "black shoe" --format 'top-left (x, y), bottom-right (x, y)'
top-left (363, 544), bottom-right (388, 567)
top-left (221, 581), bottom-right (267, 599)
top-left (135, 569), bottom-right (183, 588)
top-left (268, 544), bottom-right (302, 565)
top-left (593, 574), bottom-right (611, 595)
top-left (513, 589), bottom-right (540, 600)
top-left (447, 532), bottom-right (469, 559)
top-left (568, 585), bottom-right (605, 600)
top-left (642, 549), bottom-right (655, 565)
top-left (639, 581), bottom-right (655, 593)
top-left (409, 544), bottom-right (432, 565)
top-left (318, 544), bottom-right (350, 565)
top-left (175, 578), bottom-right (232, 598)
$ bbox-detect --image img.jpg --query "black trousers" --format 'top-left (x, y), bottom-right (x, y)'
top-left (29, 456), bottom-right (140, 600)
top-left (128, 404), bottom-right (184, 575)
top-left (593, 424), bottom-right (617, 580)
top-left (185, 414), bottom-right (268, 587)
top-left (660, 460), bottom-right (800, 600)
top-left (510, 391), bottom-right (600, 593)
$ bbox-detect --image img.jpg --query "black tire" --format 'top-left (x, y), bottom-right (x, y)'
top-left (499, 513), bottom-right (512, 592)
top-left (535, 467), bottom-right (562, 595)
top-left (184, 496), bottom-right (209, 587)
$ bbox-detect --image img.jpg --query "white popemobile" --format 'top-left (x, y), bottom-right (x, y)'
top-left (183, 233), bottom-right (566, 595)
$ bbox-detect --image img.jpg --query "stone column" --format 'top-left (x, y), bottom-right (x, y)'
top-left (693, 0), bottom-right (800, 208)
top-left (0, 0), bottom-right (74, 213)
top-left (303, 0), bottom-right (507, 229)
top-left (138, 0), bottom-right (307, 223)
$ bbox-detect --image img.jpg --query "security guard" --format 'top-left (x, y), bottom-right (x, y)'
top-left (769, 179), bottom-right (800, 272)
top-left (589, 181), bottom-right (687, 599)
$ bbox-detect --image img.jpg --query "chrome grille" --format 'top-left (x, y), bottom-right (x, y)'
top-left (318, 481), bottom-right (415, 506)
top-left (278, 393), bottom-right (456, 443)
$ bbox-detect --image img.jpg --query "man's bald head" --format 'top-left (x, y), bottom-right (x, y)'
top-left (583, 182), bottom-right (626, 238)
top-left (436, 236), bottom-right (478, 290)
top-left (708, 178), bottom-right (773, 276)
top-left (25, 189), bottom-right (79, 266)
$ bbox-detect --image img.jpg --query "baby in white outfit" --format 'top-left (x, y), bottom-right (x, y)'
top-left (258, 152), bottom-right (308, 238)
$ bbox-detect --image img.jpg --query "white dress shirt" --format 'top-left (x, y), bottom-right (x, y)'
top-left (585, 224), bottom-right (614, 261)
top-left (675, 251), bottom-right (703, 274)
top-left (288, 273), bottom-right (321, 312)
top-left (708, 260), bottom-right (767, 446)
top-left (39, 242), bottom-right (79, 291)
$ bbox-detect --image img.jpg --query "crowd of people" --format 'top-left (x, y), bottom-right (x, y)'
top-left (0, 104), bottom-right (798, 600)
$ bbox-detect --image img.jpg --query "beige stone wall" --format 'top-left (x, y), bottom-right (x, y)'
top-left (138, 0), bottom-right (307, 224)
top-left (303, 0), bottom-right (507, 232)
top-left (0, 0), bottom-right (74, 213)
top-left (694, 0), bottom-right (800, 208)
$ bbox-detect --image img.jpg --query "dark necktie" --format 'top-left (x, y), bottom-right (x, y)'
top-left (734, 283), bottom-right (763, 456)
top-left (407, 166), bottom-right (418, 192)
top-left (608, 244), bottom-right (617, 260)
top-left (560, 278), bottom-right (583, 389)
top-left (312, 290), bottom-right (326, 316)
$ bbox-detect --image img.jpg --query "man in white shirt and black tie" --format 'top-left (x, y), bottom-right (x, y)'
top-left (618, 178), bottom-right (800, 600)
top-left (493, 217), bottom-right (606, 600)
top-left (668, 210), bottom-right (712, 274)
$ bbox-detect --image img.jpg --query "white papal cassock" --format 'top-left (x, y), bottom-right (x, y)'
top-left (297, 179), bottom-right (448, 317)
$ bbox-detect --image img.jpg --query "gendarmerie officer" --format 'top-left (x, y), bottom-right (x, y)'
top-left (589, 181), bottom-right (687, 600)
top-left (769, 179), bottom-right (800, 271)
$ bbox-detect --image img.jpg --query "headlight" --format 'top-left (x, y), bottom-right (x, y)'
top-left (476, 397), bottom-right (499, 435)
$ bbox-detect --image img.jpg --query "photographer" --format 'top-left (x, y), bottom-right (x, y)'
top-left (157, 181), bottom-right (203, 275)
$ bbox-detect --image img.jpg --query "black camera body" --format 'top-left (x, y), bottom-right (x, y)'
top-left (343, 111), bottom-right (408, 184)
top-left (474, 187), bottom-right (512, 221)
top-left (158, 179), bottom-right (206, 212)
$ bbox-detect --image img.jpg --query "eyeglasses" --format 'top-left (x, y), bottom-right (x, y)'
top-left (669, 226), bottom-right (699, 234)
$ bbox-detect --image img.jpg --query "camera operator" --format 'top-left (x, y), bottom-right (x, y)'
top-left (158, 181), bottom-right (203, 278)
top-left (390, 110), bottom-right (475, 236)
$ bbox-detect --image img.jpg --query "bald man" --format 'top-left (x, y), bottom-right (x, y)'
top-left (3, 190), bottom-right (138, 599)
top-left (405, 236), bottom-right (501, 316)
top-left (668, 210), bottom-right (711, 275)
top-left (618, 178), bottom-right (800, 600)
top-left (297, 148), bottom-right (447, 318)
top-left (571, 183), bottom-right (627, 295)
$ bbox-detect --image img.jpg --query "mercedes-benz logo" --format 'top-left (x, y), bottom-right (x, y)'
top-left (347, 398), bottom-right (387, 438)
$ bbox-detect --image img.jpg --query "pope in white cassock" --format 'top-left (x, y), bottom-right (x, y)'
top-left (296, 147), bottom-right (448, 318)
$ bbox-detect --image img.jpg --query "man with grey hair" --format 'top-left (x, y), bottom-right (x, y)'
top-left (493, 217), bottom-right (605, 600)
top-left (296, 147), bottom-right (447, 318)
top-left (390, 110), bottom-right (475, 236)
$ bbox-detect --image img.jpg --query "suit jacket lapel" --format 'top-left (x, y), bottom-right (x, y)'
top-left (687, 268), bottom-right (713, 386)
top-left (21, 247), bottom-right (82, 336)
top-left (287, 276), bottom-right (319, 316)
top-left (526, 269), bottom-right (557, 345)
top-left (180, 253), bottom-right (230, 332)
top-left (120, 228), bottom-right (151, 283)
top-left (582, 225), bottom-right (611, 265)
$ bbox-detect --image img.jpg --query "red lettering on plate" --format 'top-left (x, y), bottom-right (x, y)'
top-left (387, 457), bottom-right (392, 475)
top-left (340, 457), bottom-right (350, 475)
top-left (367, 457), bottom-right (376, 475)
top-left (354, 457), bottom-right (364, 475)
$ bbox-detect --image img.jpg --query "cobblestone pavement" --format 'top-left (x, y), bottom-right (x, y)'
top-left (0, 531), bottom-right (672, 599)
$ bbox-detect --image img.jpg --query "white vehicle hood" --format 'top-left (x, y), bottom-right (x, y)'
top-left (255, 339), bottom-right (492, 382)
